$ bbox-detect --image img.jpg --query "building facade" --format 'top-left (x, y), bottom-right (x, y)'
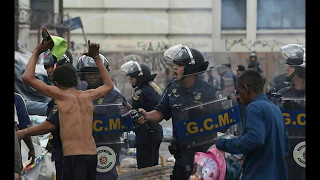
top-left (17, 0), bottom-right (305, 98)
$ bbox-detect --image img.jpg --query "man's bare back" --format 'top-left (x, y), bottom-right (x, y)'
top-left (56, 89), bottom-right (96, 155)
top-left (22, 39), bottom-right (114, 157)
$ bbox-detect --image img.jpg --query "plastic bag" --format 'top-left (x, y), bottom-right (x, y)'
top-left (189, 147), bottom-right (226, 180)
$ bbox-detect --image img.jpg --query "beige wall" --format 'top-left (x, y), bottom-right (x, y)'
top-left (18, 0), bottom-right (305, 98)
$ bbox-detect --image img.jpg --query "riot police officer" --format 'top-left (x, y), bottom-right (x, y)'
top-left (267, 44), bottom-right (305, 99)
top-left (273, 46), bottom-right (306, 180)
top-left (120, 61), bottom-right (163, 169)
top-left (136, 44), bottom-right (225, 180)
top-left (279, 68), bottom-right (305, 180)
top-left (76, 54), bottom-right (130, 180)
top-left (216, 64), bottom-right (235, 96)
top-left (249, 51), bottom-right (263, 73)
top-left (277, 66), bottom-right (305, 108)
top-left (247, 61), bottom-right (266, 86)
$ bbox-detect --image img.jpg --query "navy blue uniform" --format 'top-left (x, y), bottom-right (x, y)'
top-left (132, 84), bottom-right (163, 169)
top-left (278, 85), bottom-right (305, 180)
top-left (219, 70), bottom-right (234, 91)
top-left (45, 99), bottom-right (63, 180)
top-left (278, 86), bottom-right (305, 109)
top-left (14, 93), bottom-right (32, 129)
top-left (93, 89), bottom-right (128, 180)
top-left (155, 77), bottom-right (222, 180)
top-left (267, 73), bottom-right (290, 100)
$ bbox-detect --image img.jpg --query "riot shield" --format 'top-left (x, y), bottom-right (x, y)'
top-left (168, 68), bottom-right (241, 150)
top-left (77, 71), bottom-right (138, 177)
top-left (275, 96), bottom-right (305, 180)
top-left (266, 44), bottom-right (306, 180)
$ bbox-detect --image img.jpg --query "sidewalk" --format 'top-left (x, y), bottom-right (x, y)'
top-left (118, 163), bottom-right (174, 180)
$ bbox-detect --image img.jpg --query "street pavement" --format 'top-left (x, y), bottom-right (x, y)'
top-left (118, 119), bottom-right (174, 179)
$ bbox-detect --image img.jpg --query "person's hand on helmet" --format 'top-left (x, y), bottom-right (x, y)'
top-left (35, 39), bottom-right (54, 55)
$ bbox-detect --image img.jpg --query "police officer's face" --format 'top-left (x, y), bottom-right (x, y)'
top-left (85, 73), bottom-right (101, 86)
top-left (285, 66), bottom-right (295, 77)
top-left (173, 63), bottom-right (185, 80)
top-left (130, 77), bottom-right (137, 87)
top-left (45, 65), bottom-right (55, 82)
top-left (250, 57), bottom-right (256, 62)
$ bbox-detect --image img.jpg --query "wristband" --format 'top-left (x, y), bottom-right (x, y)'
top-left (93, 55), bottom-right (100, 59)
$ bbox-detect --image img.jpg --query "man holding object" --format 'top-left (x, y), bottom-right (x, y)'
top-left (22, 38), bottom-right (114, 180)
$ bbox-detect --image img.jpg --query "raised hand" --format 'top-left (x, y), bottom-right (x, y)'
top-left (35, 39), bottom-right (54, 55)
top-left (83, 40), bottom-right (100, 59)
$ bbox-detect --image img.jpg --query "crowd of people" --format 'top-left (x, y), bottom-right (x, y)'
top-left (14, 27), bottom-right (305, 180)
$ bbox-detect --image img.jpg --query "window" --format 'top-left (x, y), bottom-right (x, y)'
top-left (221, 0), bottom-right (247, 30)
top-left (30, 0), bottom-right (54, 13)
top-left (257, 0), bottom-right (305, 29)
top-left (30, 0), bottom-right (54, 29)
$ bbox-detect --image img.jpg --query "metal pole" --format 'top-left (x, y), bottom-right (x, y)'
top-left (67, 29), bottom-right (70, 48)
top-left (38, 26), bottom-right (40, 44)
top-left (59, 0), bottom-right (63, 24)
top-left (81, 27), bottom-right (88, 48)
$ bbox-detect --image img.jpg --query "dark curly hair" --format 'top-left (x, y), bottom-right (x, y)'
top-left (53, 63), bottom-right (78, 88)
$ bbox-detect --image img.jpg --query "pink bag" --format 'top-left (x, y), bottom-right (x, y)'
top-left (190, 147), bottom-right (226, 180)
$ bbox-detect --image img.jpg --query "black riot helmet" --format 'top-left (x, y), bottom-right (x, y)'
top-left (57, 49), bottom-right (73, 66)
top-left (281, 44), bottom-right (305, 81)
top-left (281, 44), bottom-right (304, 66)
top-left (76, 54), bottom-right (110, 73)
top-left (42, 49), bottom-right (73, 69)
top-left (163, 44), bottom-right (209, 75)
top-left (249, 51), bottom-right (257, 61)
top-left (120, 61), bottom-right (157, 87)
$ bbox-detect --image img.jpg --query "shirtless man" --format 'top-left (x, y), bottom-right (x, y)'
top-left (22, 39), bottom-right (114, 180)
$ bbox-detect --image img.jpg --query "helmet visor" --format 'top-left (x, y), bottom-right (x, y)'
top-left (163, 44), bottom-right (195, 65)
top-left (76, 55), bottom-right (95, 71)
top-left (120, 61), bottom-right (143, 77)
top-left (280, 44), bottom-right (304, 60)
top-left (76, 54), bottom-right (109, 72)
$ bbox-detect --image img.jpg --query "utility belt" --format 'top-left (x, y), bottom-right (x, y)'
top-left (135, 121), bottom-right (159, 134)
top-left (168, 141), bottom-right (182, 156)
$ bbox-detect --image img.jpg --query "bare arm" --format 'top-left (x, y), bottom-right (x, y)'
top-left (22, 135), bottom-right (35, 165)
top-left (17, 121), bottom-right (56, 165)
top-left (85, 40), bottom-right (114, 100)
top-left (22, 40), bottom-right (63, 100)
top-left (16, 121), bottom-right (56, 140)
top-left (137, 109), bottom-right (164, 124)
